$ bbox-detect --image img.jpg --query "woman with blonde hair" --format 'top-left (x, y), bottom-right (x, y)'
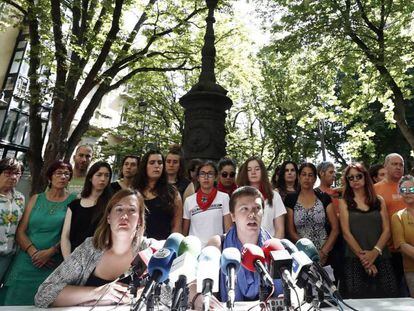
top-left (35, 189), bottom-right (149, 307)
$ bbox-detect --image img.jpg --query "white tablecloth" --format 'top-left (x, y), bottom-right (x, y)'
top-left (0, 298), bottom-right (413, 310)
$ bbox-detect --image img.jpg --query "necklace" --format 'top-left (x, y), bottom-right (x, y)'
top-left (48, 203), bottom-right (62, 215)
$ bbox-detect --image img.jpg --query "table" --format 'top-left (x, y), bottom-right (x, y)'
top-left (0, 298), bottom-right (413, 310)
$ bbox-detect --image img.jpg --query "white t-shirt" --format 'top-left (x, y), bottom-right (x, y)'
top-left (261, 190), bottom-right (287, 237)
top-left (183, 191), bottom-right (230, 245)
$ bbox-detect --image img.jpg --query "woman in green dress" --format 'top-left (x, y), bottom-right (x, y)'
top-left (0, 160), bottom-right (77, 305)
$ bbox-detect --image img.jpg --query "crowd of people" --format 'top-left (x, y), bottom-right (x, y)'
top-left (0, 143), bottom-right (413, 307)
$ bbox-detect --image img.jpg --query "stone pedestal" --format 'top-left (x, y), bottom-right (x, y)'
top-left (180, 90), bottom-right (232, 161)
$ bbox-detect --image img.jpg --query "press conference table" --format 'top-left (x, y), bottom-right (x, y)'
top-left (1, 298), bottom-right (413, 311)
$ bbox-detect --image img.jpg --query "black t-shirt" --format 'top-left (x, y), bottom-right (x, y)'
top-left (110, 181), bottom-right (122, 194)
top-left (68, 199), bottom-right (100, 251)
top-left (144, 196), bottom-right (173, 240)
top-left (173, 178), bottom-right (190, 199)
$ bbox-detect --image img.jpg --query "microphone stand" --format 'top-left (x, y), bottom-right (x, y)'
top-left (281, 278), bottom-right (291, 311)
top-left (171, 276), bottom-right (189, 311)
top-left (146, 284), bottom-right (162, 311)
top-left (259, 278), bottom-right (272, 302)
top-left (129, 276), bottom-right (147, 311)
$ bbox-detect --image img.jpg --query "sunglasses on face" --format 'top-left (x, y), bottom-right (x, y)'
top-left (347, 173), bottom-right (363, 182)
top-left (221, 172), bottom-right (236, 178)
top-left (400, 186), bottom-right (414, 194)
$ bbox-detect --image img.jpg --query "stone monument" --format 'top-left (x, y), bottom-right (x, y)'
top-left (179, 0), bottom-right (233, 161)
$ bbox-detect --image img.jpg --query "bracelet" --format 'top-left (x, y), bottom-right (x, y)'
top-left (31, 250), bottom-right (39, 258)
top-left (25, 243), bottom-right (34, 252)
top-left (374, 246), bottom-right (382, 256)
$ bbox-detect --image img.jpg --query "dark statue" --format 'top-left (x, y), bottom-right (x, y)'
top-left (179, 0), bottom-right (233, 161)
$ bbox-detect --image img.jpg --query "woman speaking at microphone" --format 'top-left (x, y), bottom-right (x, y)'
top-left (34, 189), bottom-right (150, 307)
top-left (192, 186), bottom-right (282, 308)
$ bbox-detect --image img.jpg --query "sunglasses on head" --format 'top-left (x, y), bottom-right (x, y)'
top-left (221, 172), bottom-right (236, 178)
top-left (400, 186), bottom-right (414, 194)
top-left (347, 173), bottom-right (364, 182)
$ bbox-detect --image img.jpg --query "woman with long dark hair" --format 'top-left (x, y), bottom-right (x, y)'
top-left (61, 162), bottom-right (112, 259)
top-left (285, 162), bottom-right (338, 265)
top-left (236, 156), bottom-right (286, 238)
top-left (276, 161), bottom-right (299, 201)
top-left (134, 149), bottom-right (182, 239)
top-left (339, 163), bottom-right (398, 298)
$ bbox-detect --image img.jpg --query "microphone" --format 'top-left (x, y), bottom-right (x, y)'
top-left (117, 247), bottom-right (154, 281)
top-left (170, 236), bottom-right (202, 311)
top-left (280, 239), bottom-right (298, 255)
top-left (133, 233), bottom-right (184, 311)
top-left (296, 238), bottom-right (337, 296)
top-left (170, 235), bottom-right (202, 284)
top-left (241, 243), bottom-right (273, 287)
top-left (220, 247), bottom-right (241, 310)
top-left (262, 239), bottom-right (295, 287)
top-left (196, 246), bottom-right (221, 311)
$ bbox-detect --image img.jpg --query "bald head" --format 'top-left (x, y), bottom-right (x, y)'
top-left (384, 153), bottom-right (404, 183)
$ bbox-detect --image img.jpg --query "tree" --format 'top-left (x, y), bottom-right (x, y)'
top-left (258, 0), bottom-right (414, 156)
top-left (3, 0), bottom-right (206, 193)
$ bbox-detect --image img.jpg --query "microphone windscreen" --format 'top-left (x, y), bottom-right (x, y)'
top-left (296, 238), bottom-right (320, 262)
top-left (280, 239), bottom-right (298, 255)
top-left (147, 247), bottom-right (176, 283)
top-left (163, 232), bottom-right (185, 255)
top-left (178, 235), bottom-right (202, 257)
top-left (196, 246), bottom-right (221, 293)
top-left (241, 243), bottom-right (265, 272)
top-left (220, 247), bottom-right (241, 276)
top-left (262, 238), bottom-right (284, 263)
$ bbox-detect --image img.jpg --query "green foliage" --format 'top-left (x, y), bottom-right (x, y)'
top-left (254, 0), bottom-right (414, 166)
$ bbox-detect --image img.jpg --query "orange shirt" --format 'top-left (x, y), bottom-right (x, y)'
top-left (374, 180), bottom-right (405, 251)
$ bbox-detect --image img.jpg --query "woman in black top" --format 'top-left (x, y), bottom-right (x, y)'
top-left (110, 155), bottom-right (140, 193)
top-left (61, 162), bottom-right (112, 259)
top-left (339, 163), bottom-right (398, 298)
top-left (134, 149), bottom-right (182, 239)
top-left (165, 144), bottom-right (190, 199)
top-left (275, 161), bottom-right (299, 201)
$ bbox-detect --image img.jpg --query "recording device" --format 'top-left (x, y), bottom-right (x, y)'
top-left (133, 233), bottom-right (184, 311)
top-left (220, 247), bottom-right (241, 310)
top-left (197, 246), bottom-right (221, 311)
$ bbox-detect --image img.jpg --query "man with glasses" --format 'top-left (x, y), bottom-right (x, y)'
top-left (217, 158), bottom-right (237, 196)
top-left (374, 153), bottom-right (407, 296)
top-left (68, 144), bottom-right (93, 194)
top-left (0, 158), bottom-right (25, 282)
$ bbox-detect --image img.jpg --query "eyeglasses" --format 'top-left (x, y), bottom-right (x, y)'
top-left (221, 172), bottom-right (236, 178)
top-left (347, 173), bottom-right (363, 182)
top-left (3, 170), bottom-right (22, 178)
top-left (400, 186), bottom-right (414, 194)
top-left (54, 171), bottom-right (71, 178)
top-left (199, 171), bottom-right (215, 179)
